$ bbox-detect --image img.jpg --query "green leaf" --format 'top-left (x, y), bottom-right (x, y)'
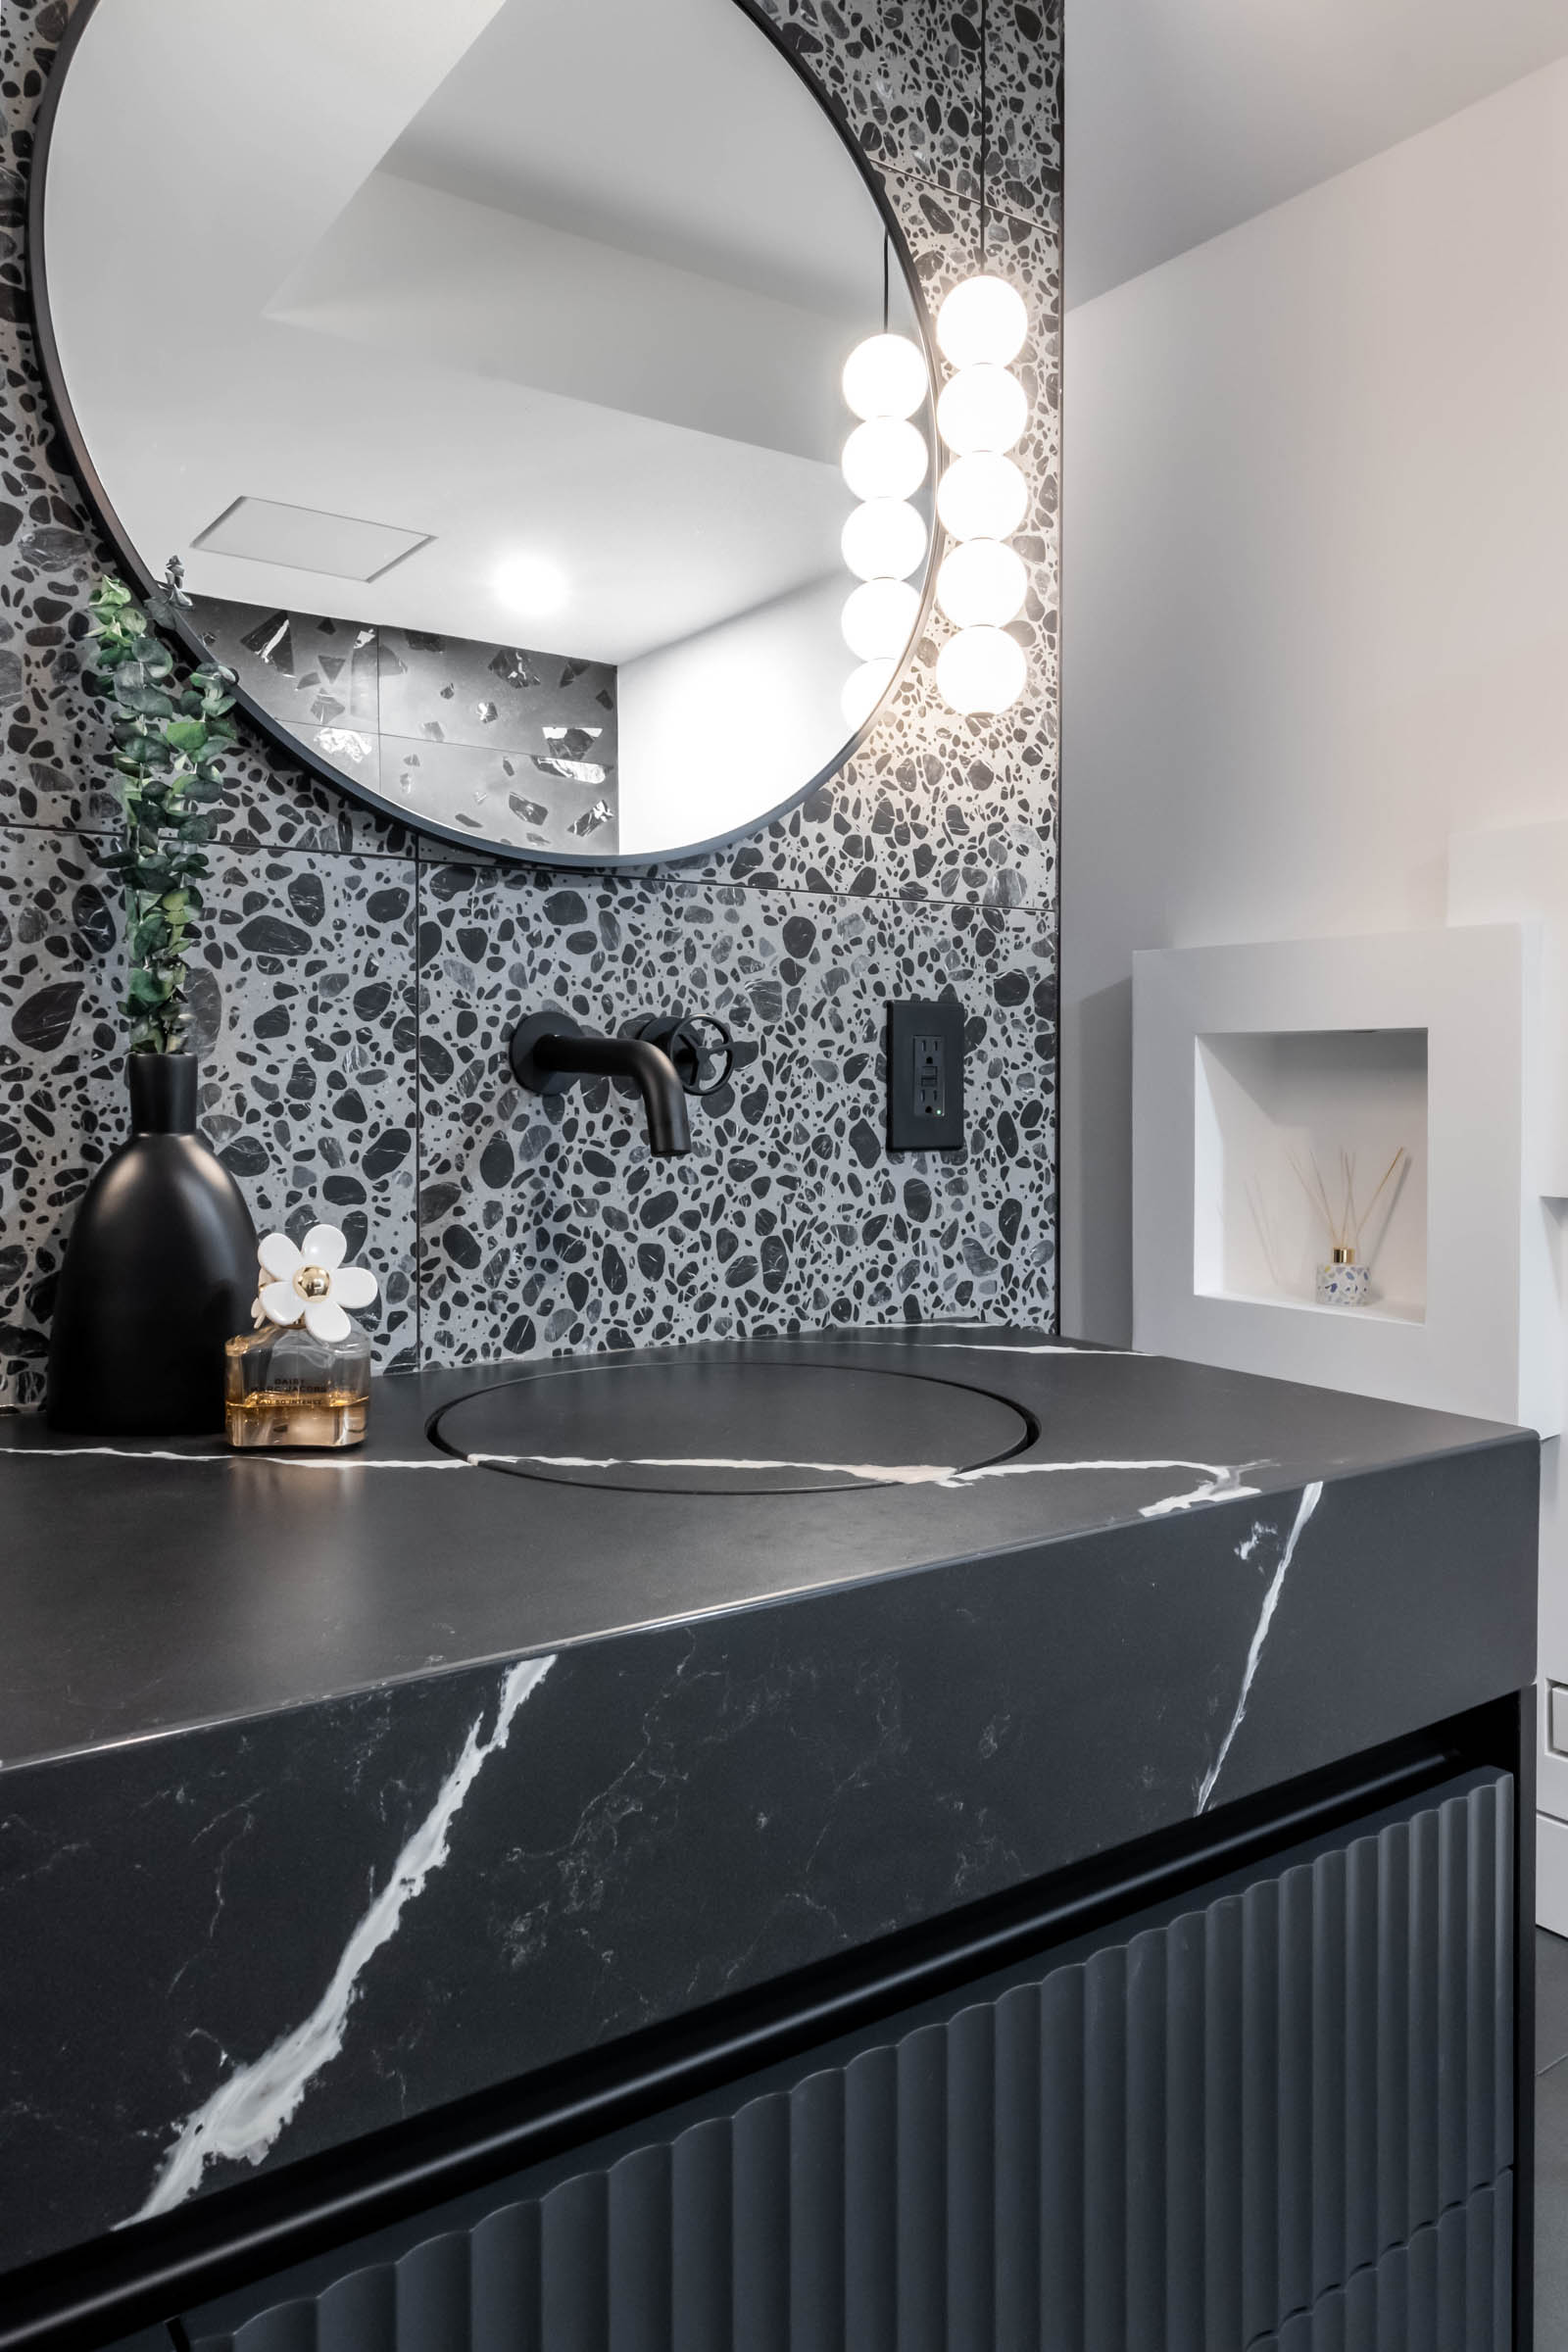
top-left (115, 685), bottom-right (176, 718)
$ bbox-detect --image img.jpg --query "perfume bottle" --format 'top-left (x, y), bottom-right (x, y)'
top-left (225, 1222), bottom-right (378, 1450)
top-left (224, 1321), bottom-right (372, 1448)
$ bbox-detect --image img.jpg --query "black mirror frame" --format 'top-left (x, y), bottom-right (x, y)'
top-left (26, 0), bottom-right (942, 872)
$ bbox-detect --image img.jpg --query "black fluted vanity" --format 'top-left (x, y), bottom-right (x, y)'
top-left (0, 1332), bottom-right (1539, 2350)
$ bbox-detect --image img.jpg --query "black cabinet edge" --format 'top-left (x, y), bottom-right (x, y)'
top-left (0, 1688), bottom-right (1531, 2352)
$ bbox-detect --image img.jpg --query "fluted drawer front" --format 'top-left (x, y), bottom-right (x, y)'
top-left (1251, 2174), bottom-right (1513, 2352)
top-left (194, 1772), bottom-right (1514, 2352)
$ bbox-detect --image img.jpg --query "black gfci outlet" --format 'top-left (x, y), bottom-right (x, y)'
top-left (886, 998), bottom-right (965, 1152)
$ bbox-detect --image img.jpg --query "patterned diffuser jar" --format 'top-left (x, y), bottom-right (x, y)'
top-left (1295, 1147), bottom-right (1406, 1311)
top-left (1315, 1247), bottom-right (1371, 1308)
top-left (225, 1224), bottom-right (377, 1449)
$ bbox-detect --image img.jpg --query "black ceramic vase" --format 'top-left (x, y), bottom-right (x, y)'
top-left (46, 1054), bottom-right (257, 1435)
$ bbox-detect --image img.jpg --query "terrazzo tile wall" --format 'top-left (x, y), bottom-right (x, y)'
top-left (0, 0), bottom-right (1061, 1405)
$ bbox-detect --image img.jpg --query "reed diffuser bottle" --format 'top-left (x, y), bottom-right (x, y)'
top-left (1290, 1145), bottom-right (1407, 1309)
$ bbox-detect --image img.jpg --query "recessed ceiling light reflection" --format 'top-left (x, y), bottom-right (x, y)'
top-left (494, 554), bottom-right (568, 617)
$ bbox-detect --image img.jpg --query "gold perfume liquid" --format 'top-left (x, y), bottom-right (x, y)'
top-left (224, 1386), bottom-right (368, 1449)
top-left (224, 1325), bottom-right (372, 1449)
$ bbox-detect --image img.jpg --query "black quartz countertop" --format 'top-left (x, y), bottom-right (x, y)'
top-left (0, 1327), bottom-right (1533, 1768)
top-left (0, 1328), bottom-right (1540, 2282)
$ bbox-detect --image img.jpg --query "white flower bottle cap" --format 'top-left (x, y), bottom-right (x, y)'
top-left (253, 1223), bottom-right (378, 1346)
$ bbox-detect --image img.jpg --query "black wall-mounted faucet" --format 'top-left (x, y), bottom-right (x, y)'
top-left (508, 1011), bottom-right (692, 1157)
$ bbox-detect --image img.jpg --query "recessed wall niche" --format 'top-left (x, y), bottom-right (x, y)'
top-left (1194, 1026), bottom-right (1428, 1325)
top-left (1134, 926), bottom-right (1559, 1433)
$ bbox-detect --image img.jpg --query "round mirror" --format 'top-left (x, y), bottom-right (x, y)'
top-left (32, 0), bottom-right (936, 867)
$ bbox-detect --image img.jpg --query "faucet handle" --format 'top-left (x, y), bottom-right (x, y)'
top-left (635, 1014), bottom-right (734, 1099)
top-left (508, 1008), bottom-right (582, 1095)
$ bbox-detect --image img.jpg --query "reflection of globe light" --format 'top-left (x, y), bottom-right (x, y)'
top-left (841, 497), bottom-right (928, 582)
top-left (493, 552), bottom-right (568, 614)
top-left (936, 451), bottom-right (1027, 543)
top-left (842, 576), bottom-right (920, 662)
top-left (936, 538), bottom-right (1027, 629)
top-left (842, 416), bottom-right (929, 502)
top-left (842, 657), bottom-right (897, 729)
top-left (841, 331), bottom-right (928, 421)
top-left (937, 363), bottom-right (1027, 456)
top-left (936, 625), bottom-right (1026, 715)
top-left (935, 273), bottom-right (1028, 369)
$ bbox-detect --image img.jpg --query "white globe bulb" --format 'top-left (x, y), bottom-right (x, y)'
top-left (936, 363), bottom-right (1027, 457)
top-left (842, 658), bottom-right (897, 730)
top-left (936, 538), bottom-right (1028, 629)
top-left (842, 416), bottom-right (929, 502)
top-left (842, 331), bottom-right (928, 421)
top-left (936, 451), bottom-right (1027, 543)
top-left (841, 498), bottom-right (928, 583)
top-left (936, 625), bottom-right (1027, 716)
top-left (936, 273), bottom-right (1028, 369)
top-left (843, 576), bottom-right (920, 662)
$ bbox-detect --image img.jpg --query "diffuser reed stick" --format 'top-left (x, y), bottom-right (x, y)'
top-left (1351, 1146), bottom-right (1405, 1254)
top-left (1287, 1144), bottom-right (1407, 1264)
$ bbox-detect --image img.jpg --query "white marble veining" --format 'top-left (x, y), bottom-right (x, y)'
top-left (3, 1445), bottom-right (1268, 1518)
top-left (1196, 1482), bottom-right (1324, 1815)
top-left (953, 1455), bottom-right (1262, 1514)
top-left (127, 1655), bottom-right (556, 2221)
top-left (470, 1451), bottom-right (1266, 1517)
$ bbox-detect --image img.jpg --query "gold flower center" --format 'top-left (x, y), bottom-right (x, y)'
top-left (293, 1264), bottom-right (332, 1301)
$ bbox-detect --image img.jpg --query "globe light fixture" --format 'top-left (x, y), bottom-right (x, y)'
top-left (935, 273), bottom-right (1028, 370)
top-left (842, 656), bottom-right (897, 730)
top-left (924, 0), bottom-right (1031, 719)
top-left (936, 451), bottom-right (1027, 544)
top-left (936, 537), bottom-right (1027, 630)
top-left (841, 331), bottom-right (927, 422)
top-left (841, 415), bottom-right (929, 503)
top-left (839, 241), bottom-right (931, 735)
top-left (936, 362), bottom-right (1027, 457)
top-left (841, 497), bottom-right (927, 584)
top-left (935, 624), bottom-right (1026, 716)
top-left (842, 575), bottom-right (920, 662)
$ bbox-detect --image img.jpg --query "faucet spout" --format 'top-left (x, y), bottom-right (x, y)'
top-left (508, 1012), bottom-right (691, 1156)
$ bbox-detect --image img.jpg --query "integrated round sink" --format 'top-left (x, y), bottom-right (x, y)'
top-left (431, 1358), bottom-right (1035, 1494)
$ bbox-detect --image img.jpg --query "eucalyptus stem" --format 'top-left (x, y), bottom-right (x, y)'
top-left (84, 561), bottom-right (237, 1054)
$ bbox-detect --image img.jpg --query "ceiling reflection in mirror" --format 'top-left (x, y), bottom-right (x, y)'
top-left (37, 0), bottom-right (934, 863)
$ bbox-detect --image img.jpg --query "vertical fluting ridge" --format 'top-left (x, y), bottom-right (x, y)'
top-left (219, 1775), bottom-right (1513, 2352)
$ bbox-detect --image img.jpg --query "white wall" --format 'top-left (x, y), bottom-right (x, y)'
top-left (1060, 60), bottom-right (1568, 1812)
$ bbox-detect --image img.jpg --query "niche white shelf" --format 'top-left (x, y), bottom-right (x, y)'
top-left (1134, 926), bottom-right (1558, 1433)
top-left (1194, 1026), bottom-right (1428, 1325)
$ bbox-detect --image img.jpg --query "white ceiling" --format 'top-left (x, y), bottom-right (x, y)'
top-left (1066, 0), bottom-right (1568, 310)
top-left (43, 0), bottom-right (908, 663)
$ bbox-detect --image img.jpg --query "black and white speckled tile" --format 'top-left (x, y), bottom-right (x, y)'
top-left (0, 827), bottom-right (419, 1400)
top-left (752, 0), bottom-right (982, 186)
top-left (983, 0), bottom-right (1063, 212)
top-left (664, 882), bottom-right (1055, 1327)
top-left (413, 866), bottom-right (1054, 1361)
top-left (0, 0), bottom-right (1061, 1401)
top-left (415, 861), bottom-right (690, 1361)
